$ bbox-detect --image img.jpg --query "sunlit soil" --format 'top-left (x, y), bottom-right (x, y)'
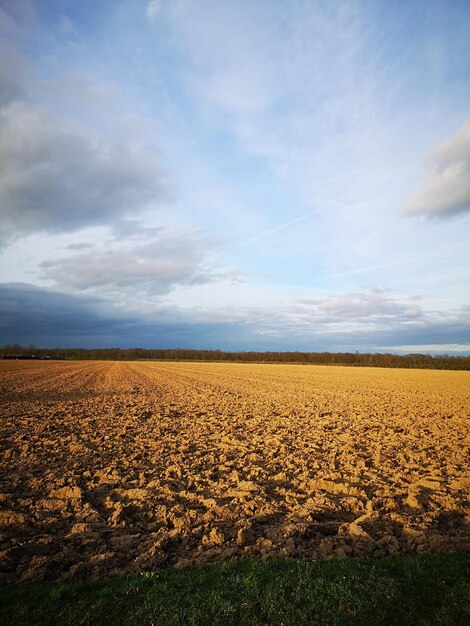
top-left (0, 360), bottom-right (468, 582)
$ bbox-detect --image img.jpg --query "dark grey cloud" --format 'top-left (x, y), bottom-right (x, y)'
top-left (0, 283), bottom-right (228, 349)
top-left (112, 220), bottom-right (164, 239)
top-left (0, 283), bottom-right (128, 346)
top-left (41, 232), bottom-right (220, 295)
top-left (0, 283), bottom-right (468, 353)
top-left (402, 122), bottom-right (470, 218)
top-left (371, 319), bottom-right (470, 349)
top-left (0, 27), bottom-right (169, 242)
top-left (0, 101), bottom-right (167, 239)
top-left (65, 242), bottom-right (95, 251)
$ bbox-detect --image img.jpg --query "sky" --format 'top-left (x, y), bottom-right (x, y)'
top-left (0, 0), bottom-right (469, 353)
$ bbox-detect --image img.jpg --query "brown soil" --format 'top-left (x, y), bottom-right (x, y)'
top-left (0, 360), bottom-right (468, 582)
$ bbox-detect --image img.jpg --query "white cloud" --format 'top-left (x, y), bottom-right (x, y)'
top-left (57, 15), bottom-right (77, 37)
top-left (402, 122), bottom-right (470, 217)
top-left (157, 285), bottom-right (470, 351)
top-left (40, 231), bottom-right (222, 297)
top-left (146, 0), bottom-right (161, 23)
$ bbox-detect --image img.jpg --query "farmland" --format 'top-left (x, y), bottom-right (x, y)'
top-left (0, 360), bottom-right (469, 583)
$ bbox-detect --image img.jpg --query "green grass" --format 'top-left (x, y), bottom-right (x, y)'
top-left (1, 553), bottom-right (469, 626)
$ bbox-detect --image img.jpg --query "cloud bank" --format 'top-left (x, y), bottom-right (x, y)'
top-left (1, 283), bottom-right (468, 354)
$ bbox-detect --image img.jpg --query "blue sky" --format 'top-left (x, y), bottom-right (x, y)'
top-left (0, 0), bottom-right (469, 352)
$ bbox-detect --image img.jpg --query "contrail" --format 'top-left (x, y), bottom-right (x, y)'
top-left (228, 195), bottom-right (364, 251)
top-left (316, 247), bottom-right (447, 282)
top-left (208, 203), bottom-right (331, 260)
top-left (210, 199), bottom-right (433, 286)
top-left (236, 205), bottom-right (326, 249)
top-left (317, 257), bottom-right (416, 281)
top-left (209, 196), bottom-right (360, 260)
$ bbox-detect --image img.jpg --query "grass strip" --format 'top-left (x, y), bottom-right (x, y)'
top-left (1, 552), bottom-right (469, 625)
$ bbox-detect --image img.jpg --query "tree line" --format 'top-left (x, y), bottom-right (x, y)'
top-left (1, 344), bottom-right (469, 370)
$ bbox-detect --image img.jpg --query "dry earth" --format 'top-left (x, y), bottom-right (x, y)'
top-left (0, 360), bottom-right (469, 583)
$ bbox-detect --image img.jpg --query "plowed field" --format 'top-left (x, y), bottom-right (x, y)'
top-left (0, 361), bottom-right (469, 582)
